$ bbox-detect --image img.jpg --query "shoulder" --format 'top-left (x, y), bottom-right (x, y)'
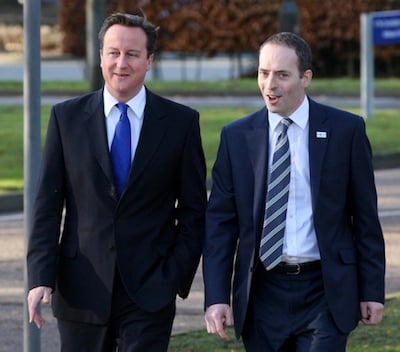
top-left (52, 90), bottom-right (101, 112)
top-left (309, 97), bottom-right (365, 127)
top-left (223, 107), bottom-right (267, 133)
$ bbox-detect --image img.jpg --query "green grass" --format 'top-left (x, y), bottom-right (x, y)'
top-left (307, 77), bottom-right (400, 96)
top-left (199, 107), bottom-right (255, 174)
top-left (167, 295), bottom-right (400, 351)
top-left (1, 78), bottom-right (400, 96)
top-left (363, 110), bottom-right (400, 154)
top-left (0, 106), bottom-right (399, 193)
top-left (0, 106), bottom-right (50, 192)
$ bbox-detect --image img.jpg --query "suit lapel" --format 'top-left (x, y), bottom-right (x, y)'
top-left (246, 108), bottom-right (269, 231)
top-left (308, 98), bottom-right (330, 211)
top-left (82, 89), bottom-right (170, 202)
top-left (124, 90), bottom-right (169, 189)
top-left (84, 90), bottom-right (115, 186)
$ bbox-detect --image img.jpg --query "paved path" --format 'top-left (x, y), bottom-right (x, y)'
top-left (0, 53), bottom-right (256, 82)
top-left (0, 167), bottom-right (399, 351)
top-left (1, 94), bottom-right (400, 111)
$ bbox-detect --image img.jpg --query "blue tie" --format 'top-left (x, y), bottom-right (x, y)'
top-left (111, 103), bottom-right (131, 198)
top-left (259, 118), bottom-right (293, 270)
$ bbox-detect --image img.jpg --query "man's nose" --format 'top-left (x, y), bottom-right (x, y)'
top-left (116, 54), bottom-right (128, 67)
top-left (264, 74), bottom-right (277, 89)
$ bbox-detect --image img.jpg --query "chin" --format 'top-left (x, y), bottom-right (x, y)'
top-left (114, 84), bottom-right (131, 95)
top-left (265, 104), bottom-right (278, 113)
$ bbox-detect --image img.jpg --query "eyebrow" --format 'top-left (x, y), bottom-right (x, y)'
top-left (105, 47), bottom-right (142, 53)
top-left (259, 68), bottom-right (289, 74)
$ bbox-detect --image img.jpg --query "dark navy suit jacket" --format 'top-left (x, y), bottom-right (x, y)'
top-left (27, 88), bottom-right (207, 324)
top-left (203, 97), bottom-right (385, 338)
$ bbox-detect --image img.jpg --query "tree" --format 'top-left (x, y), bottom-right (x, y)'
top-left (59, 0), bottom-right (86, 56)
top-left (58, 0), bottom-right (400, 77)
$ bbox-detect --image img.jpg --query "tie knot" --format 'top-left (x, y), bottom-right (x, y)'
top-left (280, 118), bottom-right (293, 133)
top-left (116, 103), bottom-right (129, 117)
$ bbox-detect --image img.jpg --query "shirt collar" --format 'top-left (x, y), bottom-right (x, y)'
top-left (103, 85), bottom-right (146, 119)
top-left (268, 96), bottom-right (309, 131)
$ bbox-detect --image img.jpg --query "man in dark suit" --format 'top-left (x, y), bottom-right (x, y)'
top-left (203, 32), bottom-right (385, 351)
top-left (27, 12), bottom-right (207, 351)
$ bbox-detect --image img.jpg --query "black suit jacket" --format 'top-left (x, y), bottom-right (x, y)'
top-left (203, 97), bottom-right (385, 338)
top-left (27, 88), bottom-right (207, 324)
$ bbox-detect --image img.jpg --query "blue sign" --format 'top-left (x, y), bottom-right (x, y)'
top-left (373, 11), bottom-right (400, 46)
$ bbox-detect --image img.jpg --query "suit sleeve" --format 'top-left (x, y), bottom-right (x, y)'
top-left (203, 127), bottom-right (239, 307)
top-left (27, 106), bottom-right (65, 290)
top-left (350, 117), bottom-right (385, 303)
top-left (172, 112), bottom-right (207, 299)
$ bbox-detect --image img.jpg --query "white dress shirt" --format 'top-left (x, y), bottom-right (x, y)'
top-left (268, 97), bottom-right (320, 263)
top-left (103, 85), bottom-right (146, 161)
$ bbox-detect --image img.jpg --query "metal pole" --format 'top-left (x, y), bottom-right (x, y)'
top-left (86, 0), bottom-right (105, 90)
top-left (23, 0), bottom-right (42, 351)
top-left (360, 13), bottom-right (374, 119)
top-left (278, 0), bottom-right (300, 34)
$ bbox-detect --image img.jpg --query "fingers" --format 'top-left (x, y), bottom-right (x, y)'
top-left (42, 288), bottom-right (51, 304)
top-left (360, 301), bottom-right (384, 325)
top-left (32, 314), bottom-right (46, 329)
top-left (28, 298), bottom-right (45, 329)
top-left (27, 286), bottom-right (52, 329)
top-left (205, 304), bottom-right (233, 341)
top-left (206, 316), bottom-right (230, 340)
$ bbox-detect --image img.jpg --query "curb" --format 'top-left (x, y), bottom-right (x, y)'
top-left (0, 192), bottom-right (23, 213)
top-left (373, 152), bottom-right (400, 170)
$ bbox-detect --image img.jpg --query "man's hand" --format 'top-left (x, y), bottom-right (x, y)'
top-left (27, 286), bottom-right (52, 329)
top-left (360, 301), bottom-right (384, 325)
top-left (204, 303), bottom-right (234, 341)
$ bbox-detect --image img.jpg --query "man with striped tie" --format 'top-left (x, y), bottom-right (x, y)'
top-left (203, 32), bottom-right (385, 351)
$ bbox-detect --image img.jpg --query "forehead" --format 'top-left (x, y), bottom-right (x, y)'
top-left (259, 43), bottom-right (298, 69)
top-left (103, 24), bottom-right (147, 47)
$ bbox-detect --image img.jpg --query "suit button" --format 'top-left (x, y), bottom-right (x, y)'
top-left (110, 186), bottom-right (117, 200)
top-left (109, 244), bottom-right (115, 251)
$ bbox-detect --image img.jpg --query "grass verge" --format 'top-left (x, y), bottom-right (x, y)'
top-left (0, 106), bottom-right (399, 193)
top-left (1, 78), bottom-right (400, 96)
top-left (167, 295), bottom-right (400, 351)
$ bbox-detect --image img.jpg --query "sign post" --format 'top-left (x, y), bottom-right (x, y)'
top-left (360, 10), bottom-right (400, 118)
top-left (23, 0), bottom-right (41, 349)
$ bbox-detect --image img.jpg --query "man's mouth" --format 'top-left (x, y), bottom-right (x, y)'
top-left (114, 73), bottom-right (129, 78)
top-left (267, 94), bottom-right (280, 104)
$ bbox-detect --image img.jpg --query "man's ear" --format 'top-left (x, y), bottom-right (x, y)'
top-left (302, 69), bottom-right (313, 88)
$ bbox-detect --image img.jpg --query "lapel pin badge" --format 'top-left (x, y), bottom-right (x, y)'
top-left (316, 131), bottom-right (327, 139)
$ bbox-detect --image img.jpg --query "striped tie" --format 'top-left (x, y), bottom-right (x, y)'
top-left (259, 118), bottom-right (293, 270)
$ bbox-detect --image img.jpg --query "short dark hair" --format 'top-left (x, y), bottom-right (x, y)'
top-left (98, 12), bottom-right (158, 57)
top-left (260, 32), bottom-right (312, 76)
